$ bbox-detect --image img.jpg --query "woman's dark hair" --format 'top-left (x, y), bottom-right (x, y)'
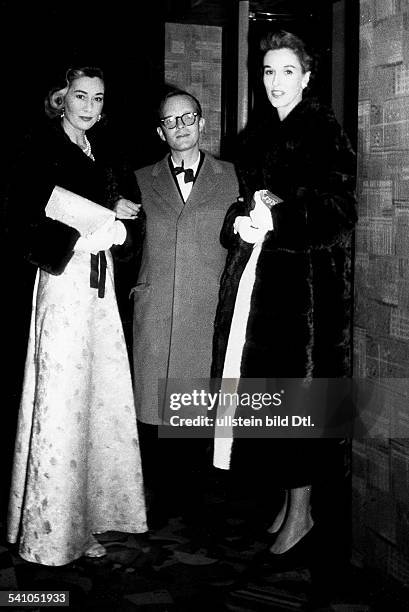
top-left (158, 89), bottom-right (202, 123)
top-left (260, 30), bottom-right (314, 75)
top-left (44, 66), bottom-right (105, 118)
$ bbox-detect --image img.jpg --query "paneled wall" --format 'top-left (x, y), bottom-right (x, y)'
top-left (353, 0), bottom-right (409, 586)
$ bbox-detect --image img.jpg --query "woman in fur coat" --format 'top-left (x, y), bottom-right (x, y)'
top-left (212, 31), bottom-right (357, 557)
top-left (6, 66), bottom-right (147, 565)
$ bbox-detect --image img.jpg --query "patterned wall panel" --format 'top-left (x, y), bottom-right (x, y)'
top-left (164, 22), bottom-right (223, 156)
top-left (354, 0), bottom-right (409, 585)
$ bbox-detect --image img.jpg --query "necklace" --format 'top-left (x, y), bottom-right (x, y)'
top-left (81, 134), bottom-right (95, 161)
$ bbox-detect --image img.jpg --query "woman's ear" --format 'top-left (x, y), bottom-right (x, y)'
top-left (302, 71), bottom-right (311, 90)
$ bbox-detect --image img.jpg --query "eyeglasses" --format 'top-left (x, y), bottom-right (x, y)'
top-left (160, 112), bottom-right (199, 130)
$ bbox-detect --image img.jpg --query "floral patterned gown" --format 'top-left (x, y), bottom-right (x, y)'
top-left (7, 122), bottom-right (147, 566)
top-left (7, 247), bottom-right (147, 566)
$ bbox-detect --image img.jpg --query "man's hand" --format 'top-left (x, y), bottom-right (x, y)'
top-left (114, 198), bottom-right (141, 220)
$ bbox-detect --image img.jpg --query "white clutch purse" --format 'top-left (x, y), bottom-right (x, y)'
top-left (45, 185), bottom-right (115, 236)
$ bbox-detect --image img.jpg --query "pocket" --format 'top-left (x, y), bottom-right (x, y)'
top-left (129, 281), bottom-right (151, 299)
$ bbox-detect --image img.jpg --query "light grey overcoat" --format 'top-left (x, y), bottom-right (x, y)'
top-left (133, 152), bottom-right (240, 424)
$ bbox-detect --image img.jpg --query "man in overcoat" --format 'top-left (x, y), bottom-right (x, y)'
top-left (120, 89), bottom-right (239, 526)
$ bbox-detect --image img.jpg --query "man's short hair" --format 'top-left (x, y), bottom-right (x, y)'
top-left (158, 89), bottom-right (203, 123)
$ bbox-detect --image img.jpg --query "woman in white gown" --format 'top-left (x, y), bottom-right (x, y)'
top-left (7, 66), bottom-right (147, 566)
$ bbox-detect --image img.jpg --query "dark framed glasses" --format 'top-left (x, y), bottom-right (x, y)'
top-left (160, 112), bottom-right (199, 130)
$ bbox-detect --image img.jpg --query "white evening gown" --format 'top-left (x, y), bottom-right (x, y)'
top-left (7, 248), bottom-right (147, 566)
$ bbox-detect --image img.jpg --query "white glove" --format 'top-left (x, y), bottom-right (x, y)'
top-left (74, 218), bottom-right (125, 254)
top-left (249, 190), bottom-right (274, 231)
top-left (112, 220), bottom-right (126, 246)
top-left (233, 216), bottom-right (266, 244)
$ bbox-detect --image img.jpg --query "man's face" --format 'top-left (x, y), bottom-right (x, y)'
top-left (157, 95), bottom-right (205, 154)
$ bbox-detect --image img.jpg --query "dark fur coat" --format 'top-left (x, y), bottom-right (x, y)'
top-left (212, 97), bottom-right (357, 382)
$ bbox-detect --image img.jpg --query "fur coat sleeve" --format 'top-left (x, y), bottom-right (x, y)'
top-left (6, 125), bottom-right (80, 275)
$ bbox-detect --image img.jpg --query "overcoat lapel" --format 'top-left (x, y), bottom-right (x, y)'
top-left (151, 153), bottom-right (221, 214)
top-left (184, 155), bottom-right (218, 212)
top-left (151, 157), bottom-right (184, 213)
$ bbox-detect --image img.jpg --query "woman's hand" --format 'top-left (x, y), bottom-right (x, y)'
top-left (233, 216), bottom-right (267, 244)
top-left (75, 218), bottom-right (125, 254)
top-left (249, 191), bottom-right (274, 231)
top-left (114, 198), bottom-right (141, 220)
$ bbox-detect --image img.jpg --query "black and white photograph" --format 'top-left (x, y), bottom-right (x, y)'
top-left (1, 1), bottom-right (409, 610)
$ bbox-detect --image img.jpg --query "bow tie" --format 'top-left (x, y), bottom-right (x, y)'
top-left (173, 163), bottom-right (195, 184)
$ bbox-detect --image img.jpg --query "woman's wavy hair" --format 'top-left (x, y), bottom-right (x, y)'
top-left (44, 66), bottom-right (105, 119)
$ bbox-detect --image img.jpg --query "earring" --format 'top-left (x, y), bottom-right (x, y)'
top-left (97, 114), bottom-right (101, 122)
top-left (61, 108), bottom-right (65, 118)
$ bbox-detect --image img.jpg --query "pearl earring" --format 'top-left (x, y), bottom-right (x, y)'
top-left (61, 108), bottom-right (65, 118)
top-left (97, 114), bottom-right (101, 122)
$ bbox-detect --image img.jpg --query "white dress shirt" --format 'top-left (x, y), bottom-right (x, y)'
top-left (171, 153), bottom-right (201, 202)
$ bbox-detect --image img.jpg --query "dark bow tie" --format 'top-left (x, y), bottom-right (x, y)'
top-left (173, 163), bottom-right (195, 183)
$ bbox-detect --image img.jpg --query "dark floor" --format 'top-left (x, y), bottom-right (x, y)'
top-left (1, 483), bottom-right (409, 612)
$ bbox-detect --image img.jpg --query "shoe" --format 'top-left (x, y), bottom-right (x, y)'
top-left (266, 514), bottom-right (286, 535)
top-left (265, 532), bottom-right (279, 550)
top-left (267, 526), bottom-right (317, 571)
top-left (84, 536), bottom-right (107, 558)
